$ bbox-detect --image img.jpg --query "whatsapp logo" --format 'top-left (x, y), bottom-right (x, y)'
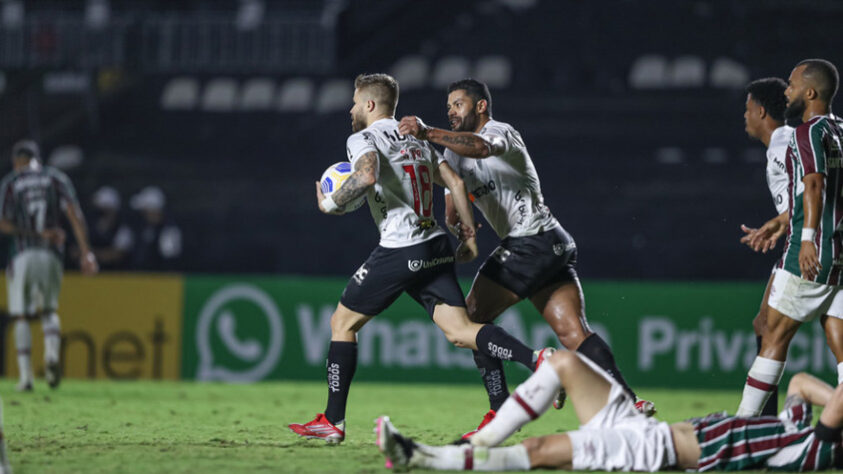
top-left (196, 284), bottom-right (283, 382)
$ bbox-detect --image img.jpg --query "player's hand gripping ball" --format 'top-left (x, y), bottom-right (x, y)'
top-left (320, 162), bottom-right (366, 212)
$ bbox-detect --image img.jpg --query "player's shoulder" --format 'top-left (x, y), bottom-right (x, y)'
top-left (43, 165), bottom-right (72, 181)
top-left (481, 119), bottom-right (515, 135)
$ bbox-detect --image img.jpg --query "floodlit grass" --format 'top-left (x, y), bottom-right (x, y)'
top-left (2, 378), bottom-right (762, 473)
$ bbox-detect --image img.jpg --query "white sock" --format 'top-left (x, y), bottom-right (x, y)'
top-left (412, 444), bottom-right (470, 470)
top-left (837, 362), bottom-right (843, 386)
top-left (411, 444), bottom-right (531, 471)
top-left (41, 312), bottom-right (61, 363)
top-left (736, 356), bottom-right (784, 417)
top-left (471, 363), bottom-right (560, 447)
top-left (474, 445), bottom-right (531, 471)
top-left (15, 319), bottom-right (32, 384)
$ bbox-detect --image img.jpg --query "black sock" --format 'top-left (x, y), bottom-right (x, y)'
top-left (475, 324), bottom-right (534, 370)
top-left (756, 335), bottom-right (779, 416)
top-left (473, 350), bottom-right (510, 412)
top-left (324, 341), bottom-right (357, 425)
top-left (577, 333), bottom-right (636, 399)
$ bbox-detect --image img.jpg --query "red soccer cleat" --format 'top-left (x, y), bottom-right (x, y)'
top-left (634, 399), bottom-right (656, 417)
top-left (289, 413), bottom-right (345, 444)
top-left (461, 409), bottom-right (496, 440)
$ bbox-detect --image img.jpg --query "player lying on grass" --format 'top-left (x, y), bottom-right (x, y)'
top-left (376, 349), bottom-right (843, 471)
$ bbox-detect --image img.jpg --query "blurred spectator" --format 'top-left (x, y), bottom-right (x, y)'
top-left (86, 186), bottom-right (134, 270)
top-left (130, 186), bottom-right (182, 271)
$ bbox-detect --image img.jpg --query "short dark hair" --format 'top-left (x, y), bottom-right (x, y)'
top-left (354, 73), bottom-right (399, 114)
top-left (797, 58), bottom-right (839, 103)
top-left (11, 139), bottom-right (40, 161)
top-left (746, 77), bottom-right (787, 123)
top-left (448, 78), bottom-right (492, 115)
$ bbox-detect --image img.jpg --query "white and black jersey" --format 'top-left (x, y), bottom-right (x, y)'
top-left (767, 125), bottom-right (793, 215)
top-left (346, 118), bottom-right (446, 248)
top-left (443, 119), bottom-right (559, 239)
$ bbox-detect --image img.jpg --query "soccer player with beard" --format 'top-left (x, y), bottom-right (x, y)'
top-left (289, 74), bottom-right (553, 444)
top-left (738, 77), bottom-right (793, 416)
top-left (736, 59), bottom-right (843, 417)
top-left (399, 79), bottom-right (651, 438)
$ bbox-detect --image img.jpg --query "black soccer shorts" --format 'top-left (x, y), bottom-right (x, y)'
top-left (478, 225), bottom-right (578, 299)
top-left (340, 234), bottom-right (467, 316)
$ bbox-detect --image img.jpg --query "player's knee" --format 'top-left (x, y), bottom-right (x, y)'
top-left (546, 350), bottom-right (577, 376)
top-left (521, 438), bottom-right (542, 460)
top-left (329, 310), bottom-right (361, 336)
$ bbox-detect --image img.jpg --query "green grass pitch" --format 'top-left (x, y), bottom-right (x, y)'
top-left (2, 378), bottom-right (762, 473)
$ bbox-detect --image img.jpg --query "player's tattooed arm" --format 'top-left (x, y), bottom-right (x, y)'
top-left (331, 151), bottom-right (378, 207)
top-left (398, 116), bottom-right (504, 158)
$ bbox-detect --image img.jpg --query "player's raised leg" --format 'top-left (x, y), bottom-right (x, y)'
top-left (432, 303), bottom-right (536, 369)
top-left (288, 303), bottom-right (372, 444)
top-left (471, 350), bottom-right (612, 447)
top-left (737, 303), bottom-right (798, 416)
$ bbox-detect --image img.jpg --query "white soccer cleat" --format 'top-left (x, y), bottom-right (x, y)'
top-left (14, 381), bottom-right (31, 393)
top-left (634, 398), bottom-right (656, 417)
top-left (375, 416), bottom-right (416, 470)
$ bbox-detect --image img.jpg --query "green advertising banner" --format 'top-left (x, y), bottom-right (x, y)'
top-left (181, 276), bottom-right (840, 388)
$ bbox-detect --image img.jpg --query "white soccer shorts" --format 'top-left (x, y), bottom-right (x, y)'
top-left (6, 249), bottom-right (63, 316)
top-left (767, 268), bottom-right (843, 322)
top-left (567, 382), bottom-right (676, 472)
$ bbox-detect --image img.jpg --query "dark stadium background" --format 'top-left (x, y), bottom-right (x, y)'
top-left (1, 0), bottom-right (841, 280)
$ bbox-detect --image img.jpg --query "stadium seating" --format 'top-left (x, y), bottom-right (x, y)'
top-left (390, 55), bottom-right (429, 91)
top-left (201, 78), bottom-right (238, 111)
top-left (239, 78), bottom-right (275, 110)
top-left (277, 78), bottom-right (315, 112)
top-left (161, 77), bottom-right (199, 110)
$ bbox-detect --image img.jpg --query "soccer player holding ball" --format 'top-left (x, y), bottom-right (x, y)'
top-left (399, 79), bottom-right (651, 437)
top-left (289, 74), bottom-right (552, 444)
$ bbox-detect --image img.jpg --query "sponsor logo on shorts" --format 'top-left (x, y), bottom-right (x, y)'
top-left (407, 256), bottom-right (455, 272)
top-left (492, 246), bottom-right (511, 264)
top-left (487, 342), bottom-right (512, 360)
top-left (353, 264), bottom-right (369, 284)
top-left (552, 242), bottom-right (576, 256)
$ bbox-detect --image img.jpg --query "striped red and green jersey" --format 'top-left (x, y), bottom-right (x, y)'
top-left (0, 164), bottom-right (79, 258)
top-left (690, 401), bottom-right (841, 471)
top-left (778, 115), bottom-right (843, 284)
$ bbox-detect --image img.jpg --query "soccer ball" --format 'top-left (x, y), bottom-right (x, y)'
top-left (320, 162), bottom-right (366, 212)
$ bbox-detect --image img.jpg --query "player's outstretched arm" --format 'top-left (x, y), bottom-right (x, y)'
top-left (317, 151), bottom-right (378, 214)
top-left (398, 116), bottom-right (504, 159)
top-left (64, 202), bottom-right (98, 275)
top-left (435, 162), bottom-right (478, 262)
top-left (799, 173), bottom-right (824, 280)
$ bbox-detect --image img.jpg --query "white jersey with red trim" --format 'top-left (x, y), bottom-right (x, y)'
top-left (346, 118), bottom-right (445, 248)
top-left (443, 119), bottom-right (559, 239)
top-left (767, 125), bottom-right (793, 215)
